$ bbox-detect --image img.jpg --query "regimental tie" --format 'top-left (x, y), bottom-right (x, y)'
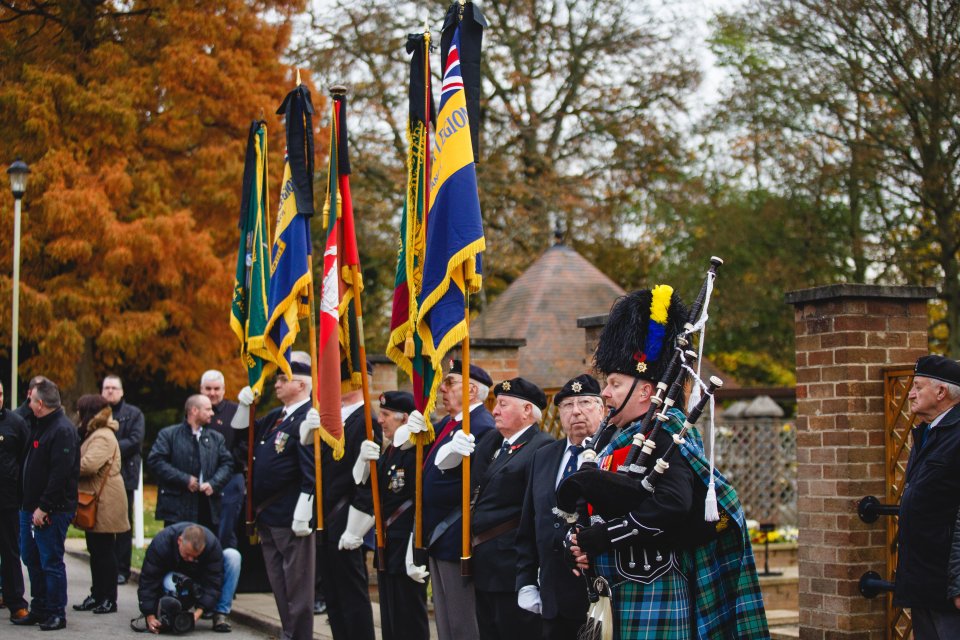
top-left (561, 444), bottom-right (583, 481)
top-left (494, 439), bottom-right (511, 459)
top-left (271, 410), bottom-right (287, 433)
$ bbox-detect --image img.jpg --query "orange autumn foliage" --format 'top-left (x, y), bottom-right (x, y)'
top-left (0, 0), bottom-right (319, 397)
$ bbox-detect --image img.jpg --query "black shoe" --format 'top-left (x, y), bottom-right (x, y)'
top-left (212, 613), bottom-right (232, 633)
top-left (117, 575), bottom-right (128, 585)
top-left (73, 596), bottom-right (97, 612)
top-left (92, 601), bottom-right (117, 614)
top-left (11, 610), bottom-right (45, 626)
top-left (313, 599), bottom-right (326, 615)
top-left (39, 615), bottom-right (66, 631)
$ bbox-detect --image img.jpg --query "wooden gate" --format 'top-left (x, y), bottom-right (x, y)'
top-left (883, 367), bottom-right (918, 640)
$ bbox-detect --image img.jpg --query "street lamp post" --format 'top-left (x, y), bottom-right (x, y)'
top-left (7, 159), bottom-right (29, 406)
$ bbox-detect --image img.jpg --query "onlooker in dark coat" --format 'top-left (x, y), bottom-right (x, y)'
top-left (0, 380), bottom-right (30, 621)
top-left (894, 355), bottom-right (960, 640)
top-left (148, 395), bottom-right (233, 530)
top-left (13, 375), bottom-right (48, 423)
top-left (101, 375), bottom-right (144, 584)
top-left (199, 369), bottom-right (246, 549)
top-left (71, 395), bottom-right (129, 615)
top-left (12, 379), bottom-right (80, 631)
top-left (137, 522), bottom-right (237, 633)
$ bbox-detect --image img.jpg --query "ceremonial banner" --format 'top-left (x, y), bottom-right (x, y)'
top-left (332, 97), bottom-right (364, 393)
top-left (264, 84), bottom-right (315, 378)
top-left (231, 121), bottom-right (275, 394)
top-left (416, 25), bottom-right (486, 419)
top-left (387, 33), bottom-right (436, 422)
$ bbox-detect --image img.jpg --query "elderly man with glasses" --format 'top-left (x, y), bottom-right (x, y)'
top-left (515, 374), bottom-right (605, 640)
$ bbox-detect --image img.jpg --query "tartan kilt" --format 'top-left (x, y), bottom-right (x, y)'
top-left (594, 550), bottom-right (692, 640)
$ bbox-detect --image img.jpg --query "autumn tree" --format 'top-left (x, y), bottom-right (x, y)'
top-left (0, 0), bottom-right (307, 400)
top-left (294, 0), bottom-right (701, 325)
top-left (708, 0), bottom-right (960, 356)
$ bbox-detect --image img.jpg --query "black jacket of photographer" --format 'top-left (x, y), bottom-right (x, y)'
top-left (138, 522), bottom-right (224, 616)
top-left (148, 422), bottom-right (232, 525)
top-left (20, 407), bottom-right (80, 514)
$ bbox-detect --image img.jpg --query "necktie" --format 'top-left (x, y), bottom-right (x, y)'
top-left (917, 423), bottom-right (933, 450)
top-left (271, 410), bottom-right (287, 433)
top-left (561, 444), bottom-right (583, 480)
top-left (495, 439), bottom-right (511, 459)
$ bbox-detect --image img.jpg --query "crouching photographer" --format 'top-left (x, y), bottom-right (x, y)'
top-left (134, 523), bottom-right (239, 634)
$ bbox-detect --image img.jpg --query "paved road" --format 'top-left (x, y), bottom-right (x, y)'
top-left (6, 551), bottom-right (276, 639)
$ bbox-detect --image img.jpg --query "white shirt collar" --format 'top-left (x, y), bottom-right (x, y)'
top-left (285, 397), bottom-right (311, 415)
top-left (453, 402), bottom-right (483, 422)
top-left (930, 408), bottom-right (952, 428)
top-left (342, 401), bottom-right (364, 422)
top-left (504, 424), bottom-right (534, 446)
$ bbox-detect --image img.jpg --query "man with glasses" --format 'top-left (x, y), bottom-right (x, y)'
top-left (405, 360), bottom-right (496, 640)
top-left (516, 374), bottom-right (605, 640)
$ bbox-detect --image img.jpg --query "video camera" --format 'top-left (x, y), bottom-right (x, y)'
top-left (156, 574), bottom-right (201, 634)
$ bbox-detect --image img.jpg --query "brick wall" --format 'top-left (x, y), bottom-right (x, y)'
top-left (449, 338), bottom-right (526, 385)
top-left (785, 284), bottom-right (934, 639)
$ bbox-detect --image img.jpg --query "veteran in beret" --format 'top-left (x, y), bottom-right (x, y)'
top-left (463, 377), bottom-right (553, 640)
top-left (515, 375), bottom-right (605, 640)
top-left (352, 390), bottom-right (429, 640)
top-left (894, 355), bottom-right (960, 639)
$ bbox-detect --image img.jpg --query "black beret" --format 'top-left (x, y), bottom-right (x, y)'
top-left (493, 377), bottom-right (547, 411)
top-left (448, 359), bottom-right (493, 387)
top-left (340, 357), bottom-right (374, 382)
top-left (379, 391), bottom-right (415, 415)
top-left (290, 360), bottom-right (311, 376)
top-left (553, 374), bottom-right (602, 407)
top-left (914, 355), bottom-right (960, 386)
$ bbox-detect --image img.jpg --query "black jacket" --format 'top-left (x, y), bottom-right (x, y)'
top-left (516, 438), bottom-right (590, 620)
top-left (470, 424), bottom-right (553, 592)
top-left (148, 423), bottom-right (232, 525)
top-left (376, 444), bottom-right (417, 574)
top-left (0, 407), bottom-right (29, 510)
top-left (251, 402), bottom-right (316, 527)
top-left (113, 400), bottom-right (145, 491)
top-left (138, 522), bottom-right (224, 615)
top-left (207, 400), bottom-right (246, 475)
top-left (21, 407), bottom-right (80, 514)
top-left (318, 404), bottom-right (378, 542)
top-left (894, 403), bottom-right (960, 610)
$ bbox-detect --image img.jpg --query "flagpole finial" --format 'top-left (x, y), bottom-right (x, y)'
top-left (458, 0), bottom-right (466, 19)
top-left (330, 85), bottom-right (348, 99)
top-left (296, 68), bottom-right (302, 86)
top-left (423, 16), bottom-right (429, 34)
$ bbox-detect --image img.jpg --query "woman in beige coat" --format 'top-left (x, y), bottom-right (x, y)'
top-left (71, 395), bottom-right (129, 615)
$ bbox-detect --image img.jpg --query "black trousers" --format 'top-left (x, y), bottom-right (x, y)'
top-left (0, 507), bottom-right (27, 611)
top-left (316, 542), bottom-right (375, 640)
top-left (476, 589), bottom-right (542, 640)
top-left (114, 489), bottom-right (134, 579)
top-left (85, 531), bottom-right (118, 602)
top-left (542, 615), bottom-right (587, 640)
top-left (377, 570), bottom-right (429, 640)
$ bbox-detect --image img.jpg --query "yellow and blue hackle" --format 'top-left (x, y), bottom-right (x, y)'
top-left (644, 284), bottom-right (673, 363)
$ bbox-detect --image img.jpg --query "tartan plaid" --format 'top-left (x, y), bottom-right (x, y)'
top-left (593, 557), bottom-right (692, 639)
top-left (595, 412), bottom-right (770, 639)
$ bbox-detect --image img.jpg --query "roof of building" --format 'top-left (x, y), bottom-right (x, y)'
top-left (473, 243), bottom-right (627, 388)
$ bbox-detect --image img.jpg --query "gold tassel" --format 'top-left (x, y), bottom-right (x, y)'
top-left (404, 334), bottom-right (415, 358)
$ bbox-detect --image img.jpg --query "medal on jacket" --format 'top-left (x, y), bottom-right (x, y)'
top-left (274, 431), bottom-right (289, 454)
top-left (388, 466), bottom-right (405, 493)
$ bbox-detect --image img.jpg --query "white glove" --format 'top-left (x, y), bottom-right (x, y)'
top-left (291, 493), bottom-right (314, 537)
top-left (405, 533), bottom-right (429, 583)
top-left (338, 507), bottom-right (375, 550)
top-left (391, 425), bottom-right (413, 450)
top-left (517, 585), bottom-right (542, 614)
top-left (238, 386), bottom-right (256, 406)
top-left (406, 411), bottom-right (427, 434)
top-left (435, 430), bottom-right (476, 471)
top-left (298, 408), bottom-right (321, 446)
top-left (352, 440), bottom-right (380, 485)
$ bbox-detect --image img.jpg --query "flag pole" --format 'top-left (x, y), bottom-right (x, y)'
top-left (461, 263), bottom-right (472, 576)
top-left (297, 68), bottom-right (325, 537)
top-left (246, 402), bottom-right (257, 540)
top-left (414, 21), bottom-right (432, 564)
top-left (330, 84), bottom-right (387, 570)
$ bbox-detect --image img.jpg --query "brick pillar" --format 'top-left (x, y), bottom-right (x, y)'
top-left (577, 315), bottom-right (606, 377)
top-left (369, 354), bottom-right (399, 412)
top-left (785, 284), bottom-right (934, 639)
top-left (450, 338), bottom-right (526, 384)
